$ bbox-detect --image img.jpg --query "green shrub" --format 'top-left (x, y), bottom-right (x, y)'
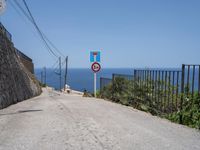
top-left (100, 77), bottom-right (200, 129)
top-left (100, 77), bottom-right (134, 105)
top-left (167, 93), bottom-right (200, 129)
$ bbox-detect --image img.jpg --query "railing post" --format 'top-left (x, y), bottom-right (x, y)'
top-left (112, 74), bottom-right (115, 85)
top-left (176, 71), bottom-right (180, 110)
top-left (100, 77), bottom-right (102, 93)
top-left (180, 64), bottom-right (185, 124)
top-left (198, 65), bottom-right (200, 96)
top-left (133, 70), bottom-right (137, 99)
top-left (191, 65), bottom-right (195, 99)
top-left (112, 74), bottom-right (115, 99)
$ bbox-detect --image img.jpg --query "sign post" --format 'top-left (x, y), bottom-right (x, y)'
top-left (90, 51), bottom-right (101, 97)
top-left (94, 73), bottom-right (96, 97)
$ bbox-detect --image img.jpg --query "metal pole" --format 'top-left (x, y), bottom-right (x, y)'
top-left (94, 72), bottom-right (97, 97)
top-left (41, 71), bottom-right (43, 84)
top-left (198, 65), bottom-right (200, 96)
top-left (176, 71), bottom-right (179, 109)
top-left (180, 64), bottom-right (185, 124)
top-left (59, 57), bottom-right (62, 91)
top-left (133, 70), bottom-right (136, 99)
top-left (187, 65), bottom-right (190, 96)
top-left (64, 56), bottom-right (68, 91)
top-left (44, 67), bottom-right (46, 85)
top-left (100, 77), bottom-right (102, 92)
top-left (191, 65), bottom-right (195, 98)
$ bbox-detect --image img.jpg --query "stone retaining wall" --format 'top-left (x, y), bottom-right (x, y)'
top-left (0, 28), bottom-right (41, 109)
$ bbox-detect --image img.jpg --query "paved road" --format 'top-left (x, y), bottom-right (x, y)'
top-left (0, 88), bottom-right (200, 150)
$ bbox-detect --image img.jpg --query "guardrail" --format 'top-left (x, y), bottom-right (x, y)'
top-left (112, 73), bottom-right (134, 81)
top-left (100, 64), bottom-right (200, 123)
top-left (100, 77), bottom-right (112, 91)
top-left (134, 69), bottom-right (182, 113)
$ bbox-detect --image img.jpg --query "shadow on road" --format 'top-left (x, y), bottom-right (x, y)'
top-left (0, 109), bottom-right (43, 116)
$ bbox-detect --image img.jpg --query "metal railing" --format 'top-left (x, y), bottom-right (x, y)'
top-left (100, 74), bottom-right (133, 91)
top-left (100, 64), bottom-right (200, 121)
top-left (134, 69), bottom-right (182, 113)
top-left (100, 77), bottom-right (112, 91)
top-left (112, 73), bottom-right (134, 81)
top-left (180, 64), bottom-right (200, 123)
top-left (181, 64), bottom-right (200, 97)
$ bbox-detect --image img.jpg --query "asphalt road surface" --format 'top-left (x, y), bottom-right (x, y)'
top-left (0, 88), bottom-right (200, 150)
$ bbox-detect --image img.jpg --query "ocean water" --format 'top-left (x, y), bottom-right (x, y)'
top-left (35, 67), bottom-right (200, 93)
top-left (34, 68), bottom-right (134, 92)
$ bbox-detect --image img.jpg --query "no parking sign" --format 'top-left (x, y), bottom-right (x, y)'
top-left (90, 51), bottom-right (101, 97)
top-left (91, 62), bottom-right (101, 73)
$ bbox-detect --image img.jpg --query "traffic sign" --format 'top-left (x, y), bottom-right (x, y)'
top-left (90, 51), bottom-right (101, 98)
top-left (91, 62), bottom-right (101, 73)
top-left (90, 51), bottom-right (100, 62)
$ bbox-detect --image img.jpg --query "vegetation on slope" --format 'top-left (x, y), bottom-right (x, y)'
top-left (99, 77), bottom-right (200, 129)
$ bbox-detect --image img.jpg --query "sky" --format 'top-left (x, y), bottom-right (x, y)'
top-left (1, 0), bottom-right (200, 68)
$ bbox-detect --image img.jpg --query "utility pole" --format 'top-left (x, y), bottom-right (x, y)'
top-left (41, 71), bottom-right (43, 84)
top-left (59, 57), bottom-right (62, 91)
top-left (64, 56), bottom-right (68, 91)
top-left (44, 67), bottom-right (46, 85)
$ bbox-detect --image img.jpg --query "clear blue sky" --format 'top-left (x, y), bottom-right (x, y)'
top-left (1, 0), bottom-right (200, 68)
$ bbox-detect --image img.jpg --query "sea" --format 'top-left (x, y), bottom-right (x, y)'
top-left (35, 67), bottom-right (199, 93)
top-left (34, 68), bottom-right (134, 92)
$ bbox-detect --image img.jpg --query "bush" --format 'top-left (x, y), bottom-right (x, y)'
top-left (100, 77), bottom-right (134, 105)
top-left (100, 77), bottom-right (200, 129)
top-left (39, 82), bottom-right (46, 87)
top-left (167, 93), bottom-right (200, 129)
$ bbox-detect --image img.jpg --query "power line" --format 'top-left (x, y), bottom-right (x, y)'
top-left (12, 0), bottom-right (63, 59)
top-left (12, 0), bottom-right (32, 23)
top-left (10, 0), bottom-right (65, 59)
top-left (21, 0), bottom-right (65, 58)
top-left (7, 0), bottom-right (26, 22)
top-left (9, 0), bottom-right (66, 89)
top-left (7, 0), bottom-right (42, 43)
top-left (51, 59), bottom-right (59, 69)
top-left (9, 0), bottom-right (65, 59)
top-left (21, 0), bottom-right (59, 58)
top-left (43, 34), bottom-right (65, 58)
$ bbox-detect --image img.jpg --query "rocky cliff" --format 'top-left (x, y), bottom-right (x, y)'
top-left (0, 28), bottom-right (41, 109)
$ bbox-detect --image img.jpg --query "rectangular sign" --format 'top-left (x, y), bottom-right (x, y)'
top-left (90, 51), bottom-right (100, 62)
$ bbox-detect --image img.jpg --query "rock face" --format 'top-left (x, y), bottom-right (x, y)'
top-left (0, 28), bottom-right (41, 109)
